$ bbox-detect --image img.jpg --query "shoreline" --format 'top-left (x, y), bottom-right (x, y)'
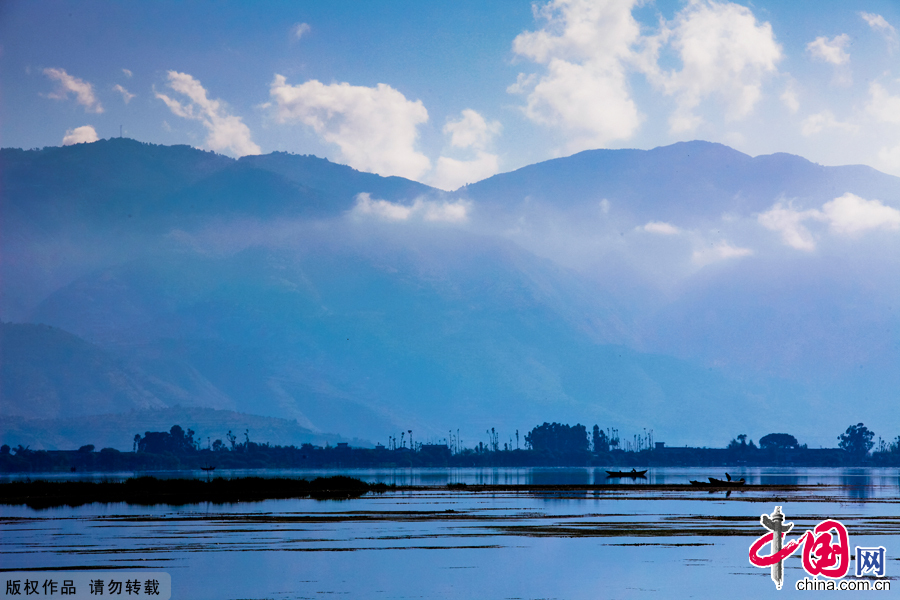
top-left (0, 476), bottom-right (832, 509)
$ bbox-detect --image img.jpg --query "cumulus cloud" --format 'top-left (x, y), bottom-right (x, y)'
top-left (509, 1), bottom-right (782, 142)
top-left (351, 193), bottom-right (470, 223)
top-left (651, 1), bottom-right (782, 132)
top-left (867, 84), bottom-right (900, 171)
top-left (292, 22), bottom-right (311, 40)
top-left (877, 145), bottom-right (900, 171)
top-left (113, 84), bottom-right (135, 104)
top-left (807, 34), bottom-right (851, 65)
top-left (866, 83), bottom-right (900, 124)
top-left (860, 12), bottom-right (898, 49)
top-left (122, 68), bottom-right (133, 78)
top-left (429, 109), bottom-right (503, 190)
top-left (758, 202), bottom-right (820, 250)
top-left (510, 0), bottom-right (643, 151)
top-left (643, 221), bottom-right (680, 235)
top-left (43, 68), bottom-right (103, 113)
top-left (822, 193), bottom-right (900, 235)
top-left (155, 71), bottom-right (261, 156)
top-left (800, 110), bottom-right (857, 136)
top-left (758, 194), bottom-right (900, 250)
top-left (268, 75), bottom-right (430, 180)
top-left (444, 109), bottom-right (501, 150)
top-left (432, 153), bottom-right (501, 191)
top-left (62, 125), bottom-right (99, 146)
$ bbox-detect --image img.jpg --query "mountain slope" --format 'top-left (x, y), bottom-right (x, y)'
top-left (2, 139), bottom-right (899, 448)
top-left (463, 141), bottom-right (900, 222)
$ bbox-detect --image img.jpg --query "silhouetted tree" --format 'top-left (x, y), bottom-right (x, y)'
top-left (525, 422), bottom-right (589, 453)
top-left (592, 425), bottom-right (609, 453)
top-left (759, 433), bottom-right (799, 450)
top-left (838, 423), bottom-right (874, 457)
top-left (728, 434), bottom-right (748, 450)
top-left (135, 425), bottom-right (198, 455)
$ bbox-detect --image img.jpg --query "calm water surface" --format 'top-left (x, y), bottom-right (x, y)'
top-left (2, 467), bottom-right (898, 599)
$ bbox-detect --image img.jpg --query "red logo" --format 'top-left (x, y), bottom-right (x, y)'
top-left (749, 506), bottom-right (850, 589)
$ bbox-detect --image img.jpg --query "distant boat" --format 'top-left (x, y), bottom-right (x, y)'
top-left (606, 469), bottom-right (647, 478)
top-left (690, 477), bottom-right (745, 487)
top-left (708, 476), bottom-right (744, 486)
top-left (201, 466), bottom-right (216, 472)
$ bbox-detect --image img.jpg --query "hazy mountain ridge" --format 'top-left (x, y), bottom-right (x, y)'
top-left (463, 141), bottom-right (900, 223)
top-left (2, 139), bottom-right (898, 448)
top-left (0, 407), bottom-right (366, 451)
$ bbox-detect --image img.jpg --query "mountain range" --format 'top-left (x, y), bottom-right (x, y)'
top-left (2, 138), bottom-right (898, 450)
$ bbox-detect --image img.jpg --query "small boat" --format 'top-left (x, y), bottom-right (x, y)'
top-left (606, 469), bottom-right (647, 478)
top-left (201, 466), bottom-right (216, 472)
top-left (707, 477), bottom-right (745, 486)
top-left (691, 477), bottom-right (745, 487)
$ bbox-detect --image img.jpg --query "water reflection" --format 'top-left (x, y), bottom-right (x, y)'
top-left (2, 478), bottom-right (897, 600)
top-left (2, 466), bottom-right (898, 495)
top-left (841, 468), bottom-right (872, 500)
top-left (530, 468), bottom-right (590, 486)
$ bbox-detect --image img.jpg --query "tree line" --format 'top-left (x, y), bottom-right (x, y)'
top-left (1, 421), bottom-right (896, 472)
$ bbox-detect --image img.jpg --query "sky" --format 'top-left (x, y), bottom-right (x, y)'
top-left (4, 0), bottom-right (900, 190)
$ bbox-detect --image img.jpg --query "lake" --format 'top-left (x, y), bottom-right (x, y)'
top-left (1, 467), bottom-right (897, 599)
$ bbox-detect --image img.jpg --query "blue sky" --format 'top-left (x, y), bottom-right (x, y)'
top-left (4, 0), bottom-right (900, 189)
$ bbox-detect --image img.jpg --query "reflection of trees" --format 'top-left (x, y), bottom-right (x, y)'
top-left (841, 469), bottom-right (872, 500)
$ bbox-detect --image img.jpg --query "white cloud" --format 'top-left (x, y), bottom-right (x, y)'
top-left (758, 202), bottom-right (820, 250)
top-left (268, 75), bottom-right (430, 180)
top-left (781, 80), bottom-right (799, 113)
top-left (877, 144), bottom-right (900, 171)
top-left (292, 22), bottom-right (311, 40)
top-left (432, 152), bottom-right (501, 190)
top-left (822, 193), bottom-right (900, 235)
top-left (860, 12), bottom-right (899, 49)
top-left (420, 198), bottom-right (470, 223)
top-left (758, 194), bottom-right (900, 250)
top-left (351, 193), bottom-right (470, 223)
top-left (800, 110), bottom-right (857, 136)
top-left (430, 109), bottom-right (503, 190)
top-left (866, 83), bottom-right (900, 124)
top-left (62, 125), bottom-right (99, 145)
top-left (643, 221), bottom-right (680, 235)
top-left (352, 193), bottom-right (413, 221)
top-left (113, 84), bottom-right (135, 104)
top-left (806, 34), bottom-right (850, 65)
top-left (653, 1), bottom-right (782, 132)
top-left (43, 68), bottom-right (103, 113)
top-left (122, 68), bottom-right (133, 78)
top-left (692, 240), bottom-right (753, 266)
top-left (155, 71), bottom-right (261, 157)
top-left (510, 0), bottom-right (643, 151)
top-left (444, 109), bottom-right (501, 150)
top-left (509, 1), bottom-right (781, 142)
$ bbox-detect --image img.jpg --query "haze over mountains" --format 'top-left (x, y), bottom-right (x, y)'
top-left (2, 138), bottom-right (898, 450)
